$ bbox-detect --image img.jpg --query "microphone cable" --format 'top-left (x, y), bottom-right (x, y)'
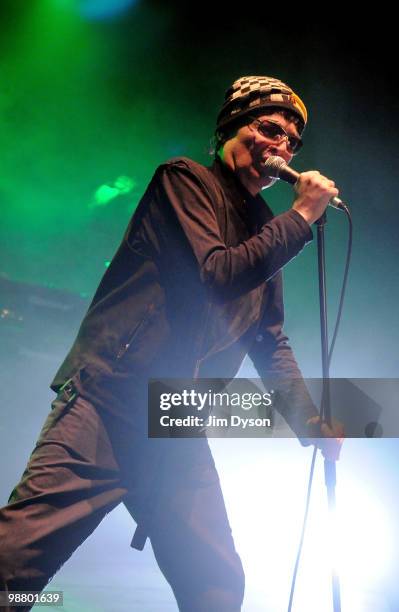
top-left (328, 205), bottom-right (352, 367)
top-left (287, 205), bottom-right (353, 612)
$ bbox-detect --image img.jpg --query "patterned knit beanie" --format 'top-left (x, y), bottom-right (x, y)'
top-left (216, 75), bottom-right (307, 132)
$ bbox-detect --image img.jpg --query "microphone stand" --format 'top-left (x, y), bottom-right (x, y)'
top-left (316, 212), bottom-right (341, 612)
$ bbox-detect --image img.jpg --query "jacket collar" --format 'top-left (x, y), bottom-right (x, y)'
top-left (210, 156), bottom-right (256, 203)
top-left (209, 156), bottom-right (273, 226)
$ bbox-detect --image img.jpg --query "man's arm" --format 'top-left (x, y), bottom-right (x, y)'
top-left (249, 274), bottom-right (344, 457)
top-left (151, 159), bottom-right (313, 297)
top-left (248, 272), bottom-right (319, 443)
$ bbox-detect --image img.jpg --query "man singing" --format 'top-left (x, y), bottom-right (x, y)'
top-left (0, 75), bottom-right (342, 611)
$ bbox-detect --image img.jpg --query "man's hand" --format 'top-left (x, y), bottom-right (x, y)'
top-left (306, 415), bottom-right (345, 461)
top-left (292, 171), bottom-right (339, 225)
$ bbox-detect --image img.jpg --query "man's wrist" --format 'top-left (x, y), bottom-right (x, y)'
top-left (291, 204), bottom-right (312, 226)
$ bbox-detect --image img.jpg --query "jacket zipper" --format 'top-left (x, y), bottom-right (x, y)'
top-left (193, 301), bottom-right (212, 379)
top-left (116, 303), bottom-right (154, 360)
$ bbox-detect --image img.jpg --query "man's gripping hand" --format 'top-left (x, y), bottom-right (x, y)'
top-left (306, 415), bottom-right (345, 461)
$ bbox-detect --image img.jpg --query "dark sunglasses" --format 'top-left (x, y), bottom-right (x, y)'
top-left (249, 117), bottom-right (303, 155)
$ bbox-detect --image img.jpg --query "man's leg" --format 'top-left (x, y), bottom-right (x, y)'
top-left (148, 439), bottom-right (245, 612)
top-left (0, 389), bottom-right (130, 610)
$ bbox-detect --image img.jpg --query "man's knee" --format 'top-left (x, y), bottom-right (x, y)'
top-left (195, 584), bottom-right (245, 611)
top-left (0, 517), bottom-right (19, 585)
top-left (177, 557), bottom-right (245, 612)
top-left (0, 503), bottom-right (51, 595)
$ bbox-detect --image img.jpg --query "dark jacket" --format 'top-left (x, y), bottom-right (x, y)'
top-left (51, 156), bottom-right (317, 435)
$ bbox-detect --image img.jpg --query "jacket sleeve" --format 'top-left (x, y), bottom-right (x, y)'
top-left (155, 160), bottom-right (313, 297)
top-left (248, 272), bottom-right (319, 443)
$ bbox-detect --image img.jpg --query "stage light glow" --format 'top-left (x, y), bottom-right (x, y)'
top-left (210, 439), bottom-right (393, 611)
top-left (331, 483), bottom-right (392, 583)
top-left (91, 176), bottom-right (136, 207)
top-left (78, 0), bottom-right (139, 20)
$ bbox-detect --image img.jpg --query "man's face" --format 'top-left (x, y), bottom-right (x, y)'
top-left (221, 111), bottom-right (302, 195)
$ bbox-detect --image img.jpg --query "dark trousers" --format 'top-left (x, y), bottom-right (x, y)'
top-left (0, 386), bottom-right (244, 611)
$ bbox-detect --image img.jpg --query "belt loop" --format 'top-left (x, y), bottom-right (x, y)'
top-left (59, 378), bottom-right (78, 403)
top-left (131, 523), bottom-right (148, 551)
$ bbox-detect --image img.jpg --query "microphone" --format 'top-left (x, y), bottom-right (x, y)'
top-left (263, 156), bottom-right (347, 211)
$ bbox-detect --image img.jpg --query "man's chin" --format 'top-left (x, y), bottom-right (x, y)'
top-left (254, 159), bottom-right (278, 189)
